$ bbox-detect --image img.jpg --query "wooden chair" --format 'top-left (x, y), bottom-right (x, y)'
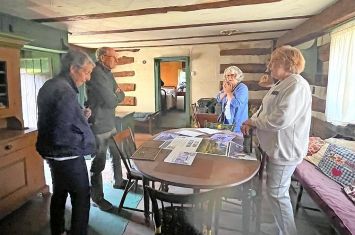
top-left (191, 103), bottom-right (199, 127)
top-left (214, 148), bottom-right (265, 235)
top-left (145, 185), bottom-right (216, 235)
top-left (112, 128), bottom-right (152, 213)
top-left (195, 113), bottom-right (218, 128)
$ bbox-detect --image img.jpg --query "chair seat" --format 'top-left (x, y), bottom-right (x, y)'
top-left (158, 206), bottom-right (204, 235)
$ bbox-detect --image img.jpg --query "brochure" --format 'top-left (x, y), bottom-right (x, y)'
top-left (164, 150), bottom-right (197, 165)
top-left (210, 133), bottom-right (236, 143)
top-left (228, 142), bottom-right (256, 160)
top-left (154, 132), bottom-right (180, 141)
top-left (175, 130), bottom-right (204, 137)
top-left (196, 139), bottom-right (229, 156)
top-left (197, 128), bottom-right (222, 135)
top-left (165, 137), bottom-right (202, 151)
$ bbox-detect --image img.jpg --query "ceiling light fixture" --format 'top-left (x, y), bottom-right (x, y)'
top-left (220, 29), bottom-right (240, 36)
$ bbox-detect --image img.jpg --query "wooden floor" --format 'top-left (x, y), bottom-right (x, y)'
top-left (0, 133), bottom-right (337, 235)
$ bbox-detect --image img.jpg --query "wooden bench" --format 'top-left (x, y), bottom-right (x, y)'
top-left (294, 159), bottom-right (355, 235)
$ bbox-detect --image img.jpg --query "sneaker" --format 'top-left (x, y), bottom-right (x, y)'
top-left (113, 179), bottom-right (129, 190)
top-left (93, 198), bottom-right (113, 211)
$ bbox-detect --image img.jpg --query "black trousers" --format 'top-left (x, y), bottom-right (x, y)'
top-left (47, 157), bottom-right (90, 235)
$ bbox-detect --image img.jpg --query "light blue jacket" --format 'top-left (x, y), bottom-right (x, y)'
top-left (216, 82), bottom-right (249, 133)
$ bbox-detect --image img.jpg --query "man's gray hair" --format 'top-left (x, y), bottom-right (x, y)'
top-left (223, 66), bottom-right (244, 82)
top-left (96, 47), bottom-right (110, 60)
top-left (60, 49), bottom-right (95, 74)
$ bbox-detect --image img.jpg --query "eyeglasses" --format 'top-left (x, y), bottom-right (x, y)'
top-left (225, 74), bottom-right (236, 77)
top-left (104, 55), bottom-right (117, 60)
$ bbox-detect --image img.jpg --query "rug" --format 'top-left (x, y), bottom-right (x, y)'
top-left (88, 184), bottom-right (142, 235)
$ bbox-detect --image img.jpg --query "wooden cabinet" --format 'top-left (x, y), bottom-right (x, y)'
top-left (0, 129), bottom-right (48, 219)
top-left (0, 33), bottom-right (48, 219)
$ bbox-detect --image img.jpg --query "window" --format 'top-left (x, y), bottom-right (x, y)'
top-left (20, 58), bottom-right (52, 128)
top-left (326, 20), bottom-right (355, 125)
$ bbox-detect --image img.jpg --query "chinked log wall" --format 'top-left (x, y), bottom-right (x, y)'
top-left (112, 56), bottom-right (137, 106)
top-left (219, 40), bottom-right (274, 111)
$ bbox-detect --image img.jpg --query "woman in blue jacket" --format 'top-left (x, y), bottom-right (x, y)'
top-left (216, 66), bottom-right (248, 133)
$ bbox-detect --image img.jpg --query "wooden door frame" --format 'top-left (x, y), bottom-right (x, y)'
top-left (154, 56), bottom-right (191, 127)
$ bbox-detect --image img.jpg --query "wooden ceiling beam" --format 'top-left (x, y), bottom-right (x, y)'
top-left (76, 29), bottom-right (290, 44)
top-left (33, 0), bottom-right (279, 23)
top-left (277, 0), bottom-right (355, 46)
top-left (72, 15), bottom-right (311, 36)
top-left (108, 37), bottom-right (276, 49)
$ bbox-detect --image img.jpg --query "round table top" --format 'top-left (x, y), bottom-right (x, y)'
top-left (133, 129), bottom-right (260, 189)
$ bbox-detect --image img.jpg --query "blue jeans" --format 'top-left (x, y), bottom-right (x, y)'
top-left (47, 157), bottom-right (90, 235)
top-left (266, 161), bottom-right (297, 235)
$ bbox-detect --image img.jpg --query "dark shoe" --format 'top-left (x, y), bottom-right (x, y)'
top-left (93, 198), bottom-right (113, 211)
top-left (113, 179), bottom-right (129, 190)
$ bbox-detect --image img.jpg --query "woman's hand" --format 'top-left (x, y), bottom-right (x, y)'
top-left (223, 80), bottom-right (233, 93)
top-left (83, 107), bottom-right (92, 119)
top-left (241, 119), bottom-right (254, 136)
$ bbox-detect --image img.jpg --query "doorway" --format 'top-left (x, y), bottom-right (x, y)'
top-left (154, 56), bottom-right (190, 129)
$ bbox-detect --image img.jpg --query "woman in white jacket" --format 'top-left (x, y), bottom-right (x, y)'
top-left (242, 45), bottom-right (312, 235)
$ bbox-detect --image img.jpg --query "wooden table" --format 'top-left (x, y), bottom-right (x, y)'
top-left (133, 129), bottom-right (260, 233)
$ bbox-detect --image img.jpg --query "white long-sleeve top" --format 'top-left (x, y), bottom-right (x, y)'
top-left (251, 74), bottom-right (312, 165)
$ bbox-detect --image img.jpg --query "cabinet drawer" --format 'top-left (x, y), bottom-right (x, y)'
top-left (0, 134), bottom-right (35, 157)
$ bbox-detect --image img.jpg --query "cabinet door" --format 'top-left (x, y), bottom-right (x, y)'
top-left (0, 145), bottom-right (46, 219)
top-left (0, 47), bottom-right (22, 122)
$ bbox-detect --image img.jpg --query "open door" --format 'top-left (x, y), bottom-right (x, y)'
top-left (154, 56), bottom-right (191, 128)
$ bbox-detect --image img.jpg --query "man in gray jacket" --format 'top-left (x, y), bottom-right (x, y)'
top-left (86, 47), bottom-right (125, 211)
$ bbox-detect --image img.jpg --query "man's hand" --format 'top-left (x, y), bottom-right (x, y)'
top-left (83, 107), bottom-right (92, 119)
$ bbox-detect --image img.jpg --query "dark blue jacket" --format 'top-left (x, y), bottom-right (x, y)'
top-left (36, 73), bottom-right (96, 159)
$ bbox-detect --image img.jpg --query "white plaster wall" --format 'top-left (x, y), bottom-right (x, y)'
top-left (115, 40), bottom-right (272, 113)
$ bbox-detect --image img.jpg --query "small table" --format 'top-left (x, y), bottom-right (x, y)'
top-left (133, 129), bottom-right (260, 233)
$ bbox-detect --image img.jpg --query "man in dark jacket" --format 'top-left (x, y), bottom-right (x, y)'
top-left (86, 47), bottom-right (125, 211)
top-left (36, 50), bottom-right (96, 235)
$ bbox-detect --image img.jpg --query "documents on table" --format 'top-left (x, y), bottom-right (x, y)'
top-left (163, 137), bottom-right (201, 165)
top-left (210, 133), bottom-right (236, 143)
top-left (161, 135), bottom-right (256, 165)
top-left (153, 132), bottom-right (180, 141)
top-left (165, 137), bottom-right (202, 151)
top-left (131, 146), bottom-right (161, 161)
top-left (197, 128), bottom-right (222, 135)
top-left (196, 139), bottom-right (229, 156)
top-left (175, 130), bottom-right (204, 137)
top-left (164, 150), bottom-right (197, 165)
top-left (228, 142), bottom-right (257, 160)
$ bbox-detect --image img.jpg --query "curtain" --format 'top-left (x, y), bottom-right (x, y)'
top-left (326, 20), bottom-right (355, 125)
top-left (20, 59), bottom-right (51, 128)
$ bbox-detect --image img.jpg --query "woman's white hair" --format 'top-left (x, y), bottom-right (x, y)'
top-left (223, 66), bottom-right (244, 82)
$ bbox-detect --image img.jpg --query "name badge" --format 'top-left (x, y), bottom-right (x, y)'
top-left (271, 90), bottom-right (279, 95)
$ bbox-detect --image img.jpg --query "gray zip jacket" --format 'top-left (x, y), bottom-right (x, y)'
top-left (251, 74), bottom-right (312, 165)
